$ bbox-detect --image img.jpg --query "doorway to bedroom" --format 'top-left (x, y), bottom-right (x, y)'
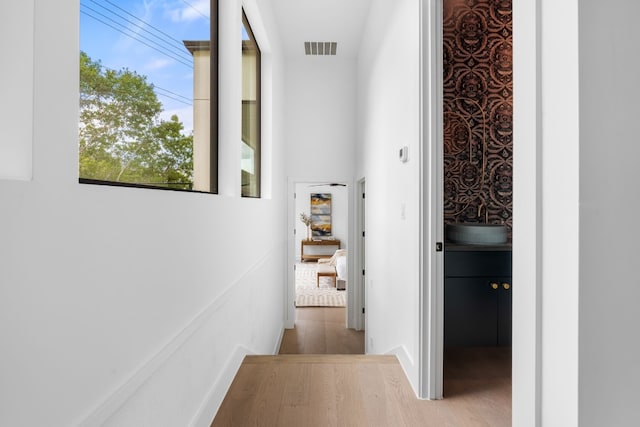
top-left (294, 182), bottom-right (348, 308)
top-left (285, 181), bottom-right (363, 354)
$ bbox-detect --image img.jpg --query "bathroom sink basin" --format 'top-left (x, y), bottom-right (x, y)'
top-left (446, 223), bottom-right (508, 245)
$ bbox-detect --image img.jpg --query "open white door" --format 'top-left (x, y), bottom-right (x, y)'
top-left (419, 0), bottom-right (444, 400)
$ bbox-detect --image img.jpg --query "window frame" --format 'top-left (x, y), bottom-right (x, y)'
top-left (78, 0), bottom-right (219, 194)
top-left (241, 9), bottom-right (261, 198)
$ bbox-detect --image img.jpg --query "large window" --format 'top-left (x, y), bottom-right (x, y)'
top-left (241, 11), bottom-right (261, 198)
top-left (79, 0), bottom-right (218, 193)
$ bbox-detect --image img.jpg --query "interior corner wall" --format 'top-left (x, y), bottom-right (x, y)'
top-left (578, 1), bottom-right (640, 426)
top-left (0, 0), bottom-right (286, 426)
top-left (356, 0), bottom-right (422, 393)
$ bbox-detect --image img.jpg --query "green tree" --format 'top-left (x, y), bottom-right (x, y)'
top-left (79, 51), bottom-right (193, 189)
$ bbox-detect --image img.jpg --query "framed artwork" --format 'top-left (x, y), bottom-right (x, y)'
top-left (310, 193), bottom-right (331, 236)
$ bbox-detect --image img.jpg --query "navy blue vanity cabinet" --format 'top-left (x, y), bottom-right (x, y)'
top-left (444, 247), bottom-right (512, 347)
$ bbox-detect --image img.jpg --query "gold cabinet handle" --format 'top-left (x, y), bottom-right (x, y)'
top-left (502, 283), bottom-right (511, 290)
top-left (490, 282), bottom-right (499, 290)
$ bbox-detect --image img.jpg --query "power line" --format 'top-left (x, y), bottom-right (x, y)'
top-left (153, 86), bottom-right (192, 103)
top-left (180, 0), bottom-right (210, 21)
top-left (99, 0), bottom-right (186, 47)
top-left (81, 7), bottom-right (192, 66)
top-left (87, 0), bottom-right (189, 56)
top-left (87, 62), bottom-right (193, 107)
top-left (81, 5), bottom-right (193, 66)
top-left (80, 9), bottom-right (193, 69)
top-left (154, 87), bottom-right (193, 106)
top-left (80, 1), bottom-right (198, 107)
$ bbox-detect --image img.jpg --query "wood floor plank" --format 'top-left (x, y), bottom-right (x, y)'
top-left (246, 364), bottom-right (288, 426)
top-left (357, 363), bottom-right (398, 426)
top-left (307, 364), bottom-right (340, 427)
top-left (333, 363), bottom-right (368, 427)
top-left (276, 363), bottom-right (311, 426)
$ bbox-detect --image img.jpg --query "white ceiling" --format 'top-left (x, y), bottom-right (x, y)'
top-left (270, 0), bottom-right (373, 58)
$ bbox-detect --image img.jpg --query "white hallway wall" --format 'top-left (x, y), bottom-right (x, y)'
top-left (0, 0), bottom-right (286, 426)
top-left (356, 0), bottom-right (422, 391)
top-left (578, 1), bottom-right (640, 425)
top-left (283, 55), bottom-right (358, 328)
top-left (284, 57), bottom-right (357, 179)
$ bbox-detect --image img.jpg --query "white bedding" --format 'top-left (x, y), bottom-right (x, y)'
top-left (336, 254), bottom-right (347, 280)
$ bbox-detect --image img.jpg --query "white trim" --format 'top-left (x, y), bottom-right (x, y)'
top-left (346, 179), bottom-right (358, 329)
top-left (355, 177), bottom-right (366, 332)
top-left (285, 178), bottom-right (296, 329)
top-left (386, 345), bottom-right (414, 369)
top-left (512, 0), bottom-right (542, 424)
top-left (188, 346), bottom-right (253, 427)
top-left (241, 0), bottom-right (272, 54)
top-left (419, 0), bottom-right (444, 400)
top-left (75, 245), bottom-right (281, 427)
top-left (272, 323), bottom-right (286, 355)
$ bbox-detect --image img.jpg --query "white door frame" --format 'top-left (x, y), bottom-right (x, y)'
top-left (356, 178), bottom-right (366, 332)
top-left (419, 0), bottom-right (444, 400)
top-left (420, 2), bottom-right (542, 424)
top-left (286, 177), bottom-right (356, 330)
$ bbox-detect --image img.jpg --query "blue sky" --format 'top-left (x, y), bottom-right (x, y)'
top-left (80, 0), bottom-right (212, 134)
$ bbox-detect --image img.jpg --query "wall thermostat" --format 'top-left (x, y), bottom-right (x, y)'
top-left (399, 146), bottom-right (409, 163)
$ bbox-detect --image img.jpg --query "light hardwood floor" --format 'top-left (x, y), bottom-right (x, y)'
top-left (278, 307), bottom-right (364, 354)
top-left (211, 307), bottom-right (511, 426)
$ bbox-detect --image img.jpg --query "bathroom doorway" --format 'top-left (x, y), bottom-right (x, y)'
top-left (441, 0), bottom-right (513, 404)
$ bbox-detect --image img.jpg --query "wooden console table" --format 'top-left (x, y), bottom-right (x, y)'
top-left (301, 239), bottom-right (341, 262)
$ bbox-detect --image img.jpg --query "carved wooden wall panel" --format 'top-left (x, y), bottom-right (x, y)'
top-left (443, 0), bottom-right (513, 233)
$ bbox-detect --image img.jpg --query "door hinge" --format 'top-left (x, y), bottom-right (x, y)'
top-left (362, 231), bottom-right (365, 237)
top-left (436, 242), bottom-right (443, 252)
top-left (362, 269), bottom-right (365, 276)
top-left (362, 192), bottom-right (365, 199)
top-left (362, 307), bottom-right (365, 314)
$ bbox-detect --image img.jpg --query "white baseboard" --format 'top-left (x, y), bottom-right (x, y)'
top-left (385, 345), bottom-right (418, 396)
top-left (75, 245), bottom-right (284, 427)
top-left (273, 322), bottom-right (285, 354)
top-left (387, 345), bottom-right (414, 368)
top-left (76, 305), bottom-right (225, 427)
top-left (190, 322), bottom-right (285, 427)
top-left (189, 345), bottom-right (252, 427)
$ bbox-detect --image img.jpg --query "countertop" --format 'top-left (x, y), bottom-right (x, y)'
top-left (445, 242), bottom-right (512, 252)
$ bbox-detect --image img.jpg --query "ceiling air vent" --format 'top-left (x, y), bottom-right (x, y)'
top-left (304, 42), bottom-right (337, 56)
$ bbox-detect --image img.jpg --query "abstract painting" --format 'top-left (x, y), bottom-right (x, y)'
top-left (310, 193), bottom-right (331, 236)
